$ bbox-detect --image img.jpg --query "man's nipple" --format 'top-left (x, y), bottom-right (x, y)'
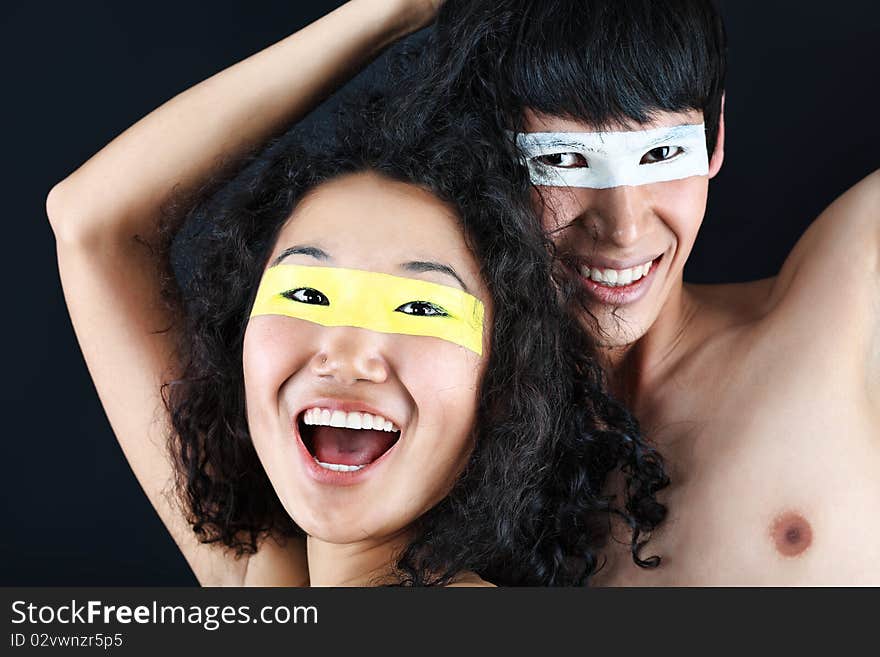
top-left (770, 511), bottom-right (813, 557)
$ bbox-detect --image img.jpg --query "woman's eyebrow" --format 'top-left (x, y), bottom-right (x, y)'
top-left (401, 261), bottom-right (468, 291)
top-left (272, 245), bottom-right (331, 266)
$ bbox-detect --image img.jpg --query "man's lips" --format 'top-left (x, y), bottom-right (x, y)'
top-left (579, 255), bottom-right (661, 288)
top-left (574, 255), bottom-right (663, 305)
top-left (577, 253), bottom-right (664, 271)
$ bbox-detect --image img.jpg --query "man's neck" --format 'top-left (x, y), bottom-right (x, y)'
top-left (599, 279), bottom-right (701, 407)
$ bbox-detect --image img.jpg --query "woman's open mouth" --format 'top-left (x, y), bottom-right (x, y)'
top-left (297, 407), bottom-right (402, 474)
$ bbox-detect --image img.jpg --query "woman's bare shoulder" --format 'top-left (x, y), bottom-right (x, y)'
top-left (445, 572), bottom-right (496, 587)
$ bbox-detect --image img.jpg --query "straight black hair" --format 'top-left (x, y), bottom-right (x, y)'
top-left (431, 0), bottom-right (727, 154)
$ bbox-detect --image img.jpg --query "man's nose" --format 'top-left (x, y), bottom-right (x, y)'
top-left (580, 185), bottom-right (650, 249)
top-left (309, 327), bottom-right (390, 385)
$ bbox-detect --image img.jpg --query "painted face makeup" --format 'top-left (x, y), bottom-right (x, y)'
top-left (514, 112), bottom-right (717, 350)
top-left (515, 123), bottom-right (709, 189)
top-left (244, 171), bottom-right (491, 549)
top-left (250, 264), bottom-right (485, 355)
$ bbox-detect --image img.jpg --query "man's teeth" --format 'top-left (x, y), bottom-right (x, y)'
top-left (314, 458), bottom-right (366, 472)
top-left (302, 408), bottom-right (399, 433)
top-left (581, 260), bottom-right (654, 287)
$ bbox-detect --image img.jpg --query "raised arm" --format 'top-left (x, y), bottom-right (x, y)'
top-left (45, 0), bottom-right (440, 586)
top-left (766, 168), bottom-right (880, 394)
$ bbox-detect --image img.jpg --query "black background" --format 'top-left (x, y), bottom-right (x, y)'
top-left (1, 1), bottom-right (878, 585)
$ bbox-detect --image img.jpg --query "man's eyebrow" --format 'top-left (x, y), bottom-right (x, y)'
top-left (271, 245), bottom-right (330, 267)
top-left (401, 261), bottom-right (469, 292)
top-left (532, 136), bottom-right (603, 152)
top-left (643, 124), bottom-right (700, 148)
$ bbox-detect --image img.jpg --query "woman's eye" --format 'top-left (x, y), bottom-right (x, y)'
top-left (641, 145), bottom-right (683, 164)
top-left (282, 287), bottom-right (330, 306)
top-left (533, 152), bottom-right (588, 168)
top-left (394, 301), bottom-right (448, 317)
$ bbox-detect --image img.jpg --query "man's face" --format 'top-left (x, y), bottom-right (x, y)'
top-left (522, 108), bottom-right (725, 349)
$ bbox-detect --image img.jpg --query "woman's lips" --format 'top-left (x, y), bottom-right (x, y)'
top-left (577, 255), bottom-right (662, 306)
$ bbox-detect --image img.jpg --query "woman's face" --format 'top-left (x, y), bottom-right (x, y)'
top-left (242, 171), bottom-right (492, 545)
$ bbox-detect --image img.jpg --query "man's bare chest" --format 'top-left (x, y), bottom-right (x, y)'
top-left (593, 333), bottom-right (880, 586)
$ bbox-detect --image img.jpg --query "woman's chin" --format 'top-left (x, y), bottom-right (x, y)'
top-left (294, 512), bottom-right (394, 546)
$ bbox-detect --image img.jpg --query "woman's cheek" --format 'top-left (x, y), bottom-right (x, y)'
top-left (242, 317), bottom-right (317, 423)
top-left (392, 336), bottom-right (485, 432)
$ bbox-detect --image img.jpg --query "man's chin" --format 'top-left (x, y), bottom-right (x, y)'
top-left (579, 310), bottom-right (648, 351)
top-left (594, 333), bottom-right (645, 352)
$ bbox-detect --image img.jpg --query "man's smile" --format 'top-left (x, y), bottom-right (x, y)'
top-left (579, 255), bottom-right (661, 287)
top-left (575, 254), bottom-right (664, 306)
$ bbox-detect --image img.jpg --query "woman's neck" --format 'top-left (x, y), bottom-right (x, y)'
top-left (306, 532), bottom-right (410, 587)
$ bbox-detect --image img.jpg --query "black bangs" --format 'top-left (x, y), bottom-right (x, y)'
top-left (447, 0), bottom-right (727, 155)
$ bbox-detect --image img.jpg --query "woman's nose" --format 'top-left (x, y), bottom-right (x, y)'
top-left (309, 327), bottom-right (390, 385)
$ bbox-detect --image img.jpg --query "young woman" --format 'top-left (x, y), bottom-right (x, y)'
top-left (46, 0), bottom-right (666, 585)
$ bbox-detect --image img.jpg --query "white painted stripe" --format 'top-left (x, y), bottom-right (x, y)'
top-left (514, 123), bottom-right (709, 189)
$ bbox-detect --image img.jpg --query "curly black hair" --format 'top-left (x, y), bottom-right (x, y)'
top-left (159, 83), bottom-right (668, 585)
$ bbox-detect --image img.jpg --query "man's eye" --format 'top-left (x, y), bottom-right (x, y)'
top-left (282, 287), bottom-right (330, 306)
top-left (533, 153), bottom-right (588, 168)
top-left (394, 301), bottom-right (448, 317)
top-left (641, 145), bottom-right (683, 164)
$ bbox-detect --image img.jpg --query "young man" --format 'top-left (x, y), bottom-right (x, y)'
top-left (429, 0), bottom-right (880, 584)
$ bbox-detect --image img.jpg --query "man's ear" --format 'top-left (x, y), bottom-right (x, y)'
top-left (708, 92), bottom-right (725, 178)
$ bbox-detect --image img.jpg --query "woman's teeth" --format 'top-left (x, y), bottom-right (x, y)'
top-left (580, 260), bottom-right (654, 287)
top-left (302, 408), bottom-right (399, 433)
top-left (313, 459), bottom-right (366, 472)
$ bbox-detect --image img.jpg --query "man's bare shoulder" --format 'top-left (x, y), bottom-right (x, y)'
top-left (767, 170), bottom-right (880, 317)
top-left (686, 278), bottom-right (776, 326)
top-left (744, 170), bottom-right (880, 388)
top-left (688, 171), bottom-right (878, 318)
